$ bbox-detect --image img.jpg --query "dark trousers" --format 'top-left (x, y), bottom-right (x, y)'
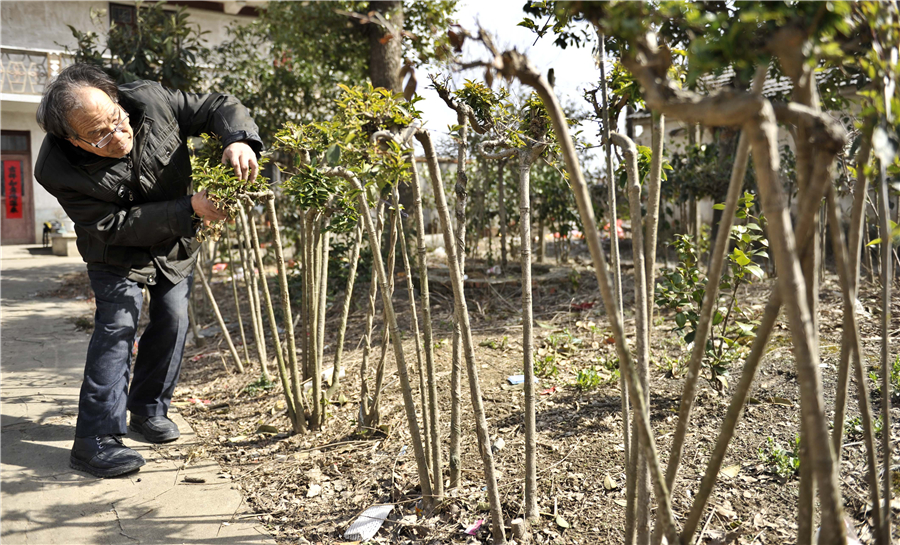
top-left (75, 270), bottom-right (193, 437)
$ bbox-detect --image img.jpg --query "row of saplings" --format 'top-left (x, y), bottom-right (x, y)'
top-left (187, 31), bottom-right (894, 545)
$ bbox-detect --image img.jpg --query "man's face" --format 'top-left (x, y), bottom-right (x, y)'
top-left (67, 87), bottom-right (134, 159)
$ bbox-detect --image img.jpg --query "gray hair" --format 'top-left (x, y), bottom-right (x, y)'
top-left (36, 64), bottom-right (120, 139)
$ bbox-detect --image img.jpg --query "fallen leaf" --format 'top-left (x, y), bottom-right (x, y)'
top-left (555, 515), bottom-right (570, 529)
top-left (307, 484), bottom-right (322, 498)
top-left (256, 424), bottom-right (279, 435)
top-left (614, 499), bottom-right (628, 507)
top-left (716, 501), bottom-right (736, 519)
top-left (720, 464), bottom-right (741, 478)
top-left (603, 474), bottom-right (617, 490)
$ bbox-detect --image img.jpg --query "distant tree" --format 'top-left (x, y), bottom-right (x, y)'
top-left (66, 1), bottom-right (209, 92)
top-left (208, 1), bottom-right (459, 142)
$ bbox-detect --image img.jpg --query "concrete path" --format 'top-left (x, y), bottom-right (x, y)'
top-left (1, 245), bottom-right (274, 545)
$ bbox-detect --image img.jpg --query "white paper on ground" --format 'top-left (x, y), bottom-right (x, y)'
top-left (343, 504), bottom-right (394, 541)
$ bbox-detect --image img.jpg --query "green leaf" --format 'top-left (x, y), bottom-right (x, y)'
top-left (676, 312), bottom-right (687, 329)
top-left (732, 249), bottom-right (751, 267)
top-left (325, 144), bottom-right (341, 165)
top-left (712, 203), bottom-right (726, 210)
top-left (712, 310), bottom-right (725, 326)
top-left (745, 264), bottom-right (765, 280)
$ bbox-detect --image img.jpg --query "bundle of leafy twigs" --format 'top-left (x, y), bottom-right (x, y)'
top-left (191, 133), bottom-right (268, 241)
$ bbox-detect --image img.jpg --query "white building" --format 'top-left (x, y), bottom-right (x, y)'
top-left (0, 1), bottom-right (263, 245)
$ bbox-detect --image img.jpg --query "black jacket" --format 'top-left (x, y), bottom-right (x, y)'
top-left (35, 80), bottom-right (262, 285)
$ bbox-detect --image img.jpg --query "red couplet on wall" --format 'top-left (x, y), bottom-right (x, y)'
top-left (4, 160), bottom-right (24, 219)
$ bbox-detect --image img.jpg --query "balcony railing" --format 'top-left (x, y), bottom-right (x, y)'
top-left (1, 47), bottom-right (74, 96)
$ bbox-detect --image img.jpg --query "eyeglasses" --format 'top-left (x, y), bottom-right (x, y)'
top-left (77, 105), bottom-right (129, 149)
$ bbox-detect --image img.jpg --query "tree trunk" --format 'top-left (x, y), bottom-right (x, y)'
top-left (644, 113), bottom-right (665, 324)
top-left (342, 169), bottom-right (434, 510)
top-left (747, 112), bottom-right (846, 545)
top-left (611, 131), bottom-right (651, 545)
top-left (195, 266), bottom-right (244, 374)
top-left (417, 130), bottom-right (506, 543)
top-left (358, 202), bottom-right (385, 429)
top-left (367, 204), bottom-right (398, 428)
top-left (876, 159), bottom-right (893, 543)
top-left (238, 204), bottom-right (270, 381)
top-left (498, 158), bottom-right (509, 269)
top-left (265, 194), bottom-right (307, 433)
top-left (366, 0), bottom-right (403, 92)
top-left (327, 222), bottom-right (362, 399)
top-left (244, 197), bottom-right (299, 429)
top-left (227, 225), bottom-right (249, 364)
top-left (449, 109), bottom-right (469, 489)
top-left (394, 185), bottom-right (433, 480)
top-left (506, 53), bottom-right (679, 545)
top-left (409, 152), bottom-right (444, 498)
top-left (519, 144), bottom-right (546, 522)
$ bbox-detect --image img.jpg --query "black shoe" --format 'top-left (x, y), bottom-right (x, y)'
top-left (129, 414), bottom-right (180, 443)
top-left (70, 435), bottom-right (145, 478)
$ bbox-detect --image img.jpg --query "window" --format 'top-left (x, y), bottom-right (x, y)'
top-left (1, 133), bottom-right (29, 153)
top-left (109, 3), bottom-right (136, 27)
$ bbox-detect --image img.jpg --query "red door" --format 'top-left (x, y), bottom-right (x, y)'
top-left (1, 132), bottom-right (35, 245)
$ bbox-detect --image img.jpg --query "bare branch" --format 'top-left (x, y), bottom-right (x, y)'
top-left (478, 139), bottom-right (516, 160)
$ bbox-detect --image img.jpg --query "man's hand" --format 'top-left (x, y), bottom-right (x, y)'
top-left (191, 189), bottom-right (227, 221)
top-left (222, 142), bottom-right (259, 184)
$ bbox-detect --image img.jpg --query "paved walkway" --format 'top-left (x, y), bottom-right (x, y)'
top-left (1, 245), bottom-right (274, 545)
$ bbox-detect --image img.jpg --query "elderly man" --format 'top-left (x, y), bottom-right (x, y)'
top-left (35, 63), bottom-right (262, 478)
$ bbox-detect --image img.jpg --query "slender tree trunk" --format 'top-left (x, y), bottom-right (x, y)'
top-left (298, 212), bottom-right (310, 382)
top-left (652, 128), bottom-right (754, 545)
top-left (832, 134), bottom-right (874, 457)
top-left (227, 225), bottom-right (249, 364)
top-left (747, 110), bottom-right (846, 545)
top-left (417, 131), bottom-right (506, 543)
top-left (195, 267), bottom-right (244, 374)
top-left (394, 185), bottom-right (433, 479)
top-left (498, 158), bottom-right (509, 269)
top-left (238, 205), bottom-right (270, 380)
top-left (340, 169), bottom-right (434, 509)
top-left (449, 109), bottom-right (470, 489)
top-left (327, 222), bottom-right (362, 399)
top-left (244, 197), bottom-right (299, 429)
top-left (598, 41), bottom-right (632, 536)
top-left (410, 152), bottom-right (444, 497)
top-left (611, 132), bottom-right (651, 545)
top-left (876, 159), bottom-right (893, 543)
top-left (519, 144), bottom-right (546, 522)
top-left (506, 56), bottom-right (679, 545)
top-left (825, 187), bottom-right (886, 545)
top-left (266, 194), bottom-right (307, 433)
top-left (359, 201), bottom-right (385, 429)
top-left (312, 219), bottom-right (330, 429)
top-left (599, 33), bottom-right (623, 318)
top-left (644, 113), bottom-right (665, 323)
top-left (368, 204), bottom-right (398, 428)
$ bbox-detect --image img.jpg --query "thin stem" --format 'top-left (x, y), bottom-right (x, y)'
top-left (195, 266), bottom-right (244, 374)
top-left (409, 152), bottom-right (444, 498)
top-left (243, 196), bottom-right (298, 428)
